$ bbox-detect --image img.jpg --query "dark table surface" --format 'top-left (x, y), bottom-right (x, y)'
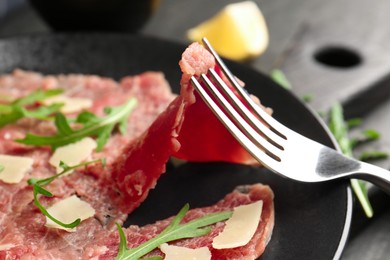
top-left (0, 0), bottom-right (389, 259)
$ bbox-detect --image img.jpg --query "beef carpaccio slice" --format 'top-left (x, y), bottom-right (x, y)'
top-left (173, 42), bottom-right (273, 165)
top-left (0, 70), bottom-right (177, 259)
top-left (0, 43), bottom-right (275, 259)
top-left (86, 184), bottom-right (274, 259)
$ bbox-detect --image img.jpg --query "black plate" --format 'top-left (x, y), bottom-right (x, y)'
top-left (0, 33), bottom-right (352, 260)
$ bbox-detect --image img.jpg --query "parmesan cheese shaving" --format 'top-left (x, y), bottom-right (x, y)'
top-left (49, 137), bottom-right (97, 173)
top-left (160, 243), bottom-right (211, 260)
top-left (212, 200), bottom-right (263, 249)
top-left (45, 195), bottom-right (95, 232)
top-left (43, 95), bottom-right (93, 114)
top-left (0, 243), bottom-right (16, 251)
top-left (0, 155), bottom-right (34, 184)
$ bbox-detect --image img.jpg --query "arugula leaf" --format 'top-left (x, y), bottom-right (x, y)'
top-left (14, 89), bottom-right (63, 107)
top-left (115, 204), bottom-right (232, 260)
top-left (28, 159), bottom-right (105, 229)
top-left (363, 129), bottom-right (381, 140)
top-left (270, 69), bottom-right (292, 90)
top-left (0, 104), bottom-right (13, 113)
top-left (359, 151), bottom-right (388, 162)
top-left (270, 69), bottom-right (314, 103)
top-left (0, 89), bottom-right (63, 127)
top-left (328, 102), bottom-right (373, 218)
top-left (17, 98), bottom-right (137, 151)
top-left (347, 118), bottom-right (362, 128)
top-left (350, 129), bottom-right (381, 149)
top-left (0, 164), bottom-right (4, 173)
top-left (302, 95), bottom-right (313, 103)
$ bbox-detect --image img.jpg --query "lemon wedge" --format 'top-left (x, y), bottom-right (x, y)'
top-left (187, 1), bottom-right (269, 61)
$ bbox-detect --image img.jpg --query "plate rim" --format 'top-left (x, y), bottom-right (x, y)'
top-left (0, 32), bottom-right (353, 259)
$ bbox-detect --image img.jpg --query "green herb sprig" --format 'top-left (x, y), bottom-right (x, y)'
top-left (28, 159), bottom-right (105, 229)
top-left (115, 204), bottom-right (232, 260)
top-left (0, 164), bottom-right (4, 173)
top-left (0, 89), bottom-right (64, 127)
top-left (18, 98), bottom-right (137, 151)
top-left (329, 102), bottom-right (375, 217)
top-left (359, 151), bottom-right (388, 162)
top-left (270, 69), bottom-right (292, 90)
top-left (350, 129), bottom-right (381, 148)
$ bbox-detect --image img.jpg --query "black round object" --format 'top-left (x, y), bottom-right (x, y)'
top-left (28, 0), bottom-right (158, 32)
top-left (314, 46), bottom-right (362, 68)
top-left (0, 33), bottom-right (352, 260)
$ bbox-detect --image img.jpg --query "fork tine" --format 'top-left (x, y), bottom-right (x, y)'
top-left (207, 68), bottom-right (285, 150)
top-left (191, 75), bottom-right (282, 164)
top-left (202, 37), bottom-right (287, 139)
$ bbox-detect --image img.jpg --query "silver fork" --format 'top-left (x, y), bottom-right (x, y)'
top-left (191, 38), bottom-right (390, 193)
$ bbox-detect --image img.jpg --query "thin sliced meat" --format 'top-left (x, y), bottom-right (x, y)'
top-left (0, 70), bottom-right (176, 259)
top-left (0, 43), bottom-right (275, 259)
top-left (110, 96), bottom-right (185, 213)
top-left (87, 183), bottom-right (274, 260)
top-left (173, 42), bottom-right (272, 164)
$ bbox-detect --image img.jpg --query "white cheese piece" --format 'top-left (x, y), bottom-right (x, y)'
top-left (160, 243), bottom-right (211, 260)
top-left (212, 200), bottom-right (263, 249)
top-left (0, 155), bottom-right (34, 184)
top-left (43, 95), bottom-right (93, 114)
top-left (45, 195), bottom-right (95, 232)
top-left (0, 243), bottom-right (16, 250)
top-left (49, 137), bottom-right (97, 173)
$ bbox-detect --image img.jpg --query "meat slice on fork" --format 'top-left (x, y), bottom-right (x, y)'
top-left (174, 42), bottom-right (273, 164)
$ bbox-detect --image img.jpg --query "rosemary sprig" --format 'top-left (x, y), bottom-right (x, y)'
top-left (328, 102), bottom-right (373, 217)
top-left (27, 159), bottom-right (105, 229)
top-left (359, 151), bottom-right (388, 162)
top-left (17, 97), bottom-right (137, 151)
top-left (115, 204), bottom-right (232, 260)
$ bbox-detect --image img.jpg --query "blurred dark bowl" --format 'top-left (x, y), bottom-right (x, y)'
top-left (29, 0), bottom-right (160, 33)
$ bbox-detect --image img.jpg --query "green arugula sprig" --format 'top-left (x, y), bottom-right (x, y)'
top-left (17, 97), bottom-right (137, 151)
top-left (270, 69), bottom-right (292, 90)
top-left (0, 164), bottom-right (4, 173)
top-left (350, 129), bottom-right (380, 148)
top-left (0, 89), bottom-right (64, 127)
top-left (329, 103), bottom-right (375, 217)
top-left (115, 204), bottom-right (232, 260)
top-left (27, 159), bottom-right (105, 229)
top-left (359, 151), bottom-right (388, 162)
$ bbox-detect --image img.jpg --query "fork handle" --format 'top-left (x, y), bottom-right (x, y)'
top-left (357, 161), bottom-right (390, 194)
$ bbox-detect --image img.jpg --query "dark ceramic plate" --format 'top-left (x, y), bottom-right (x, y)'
top-left (0, 34), bottom-right (352, 260)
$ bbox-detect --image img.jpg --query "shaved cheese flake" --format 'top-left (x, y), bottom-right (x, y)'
top-left (212, 200), bottom-right (263, 249)
top-left (45, 195), bottom-right (95, 232)
top-left (160, 243), bottom-right (211, 260)
top-left (0, 155), bottom-right (34, 184)
top-left (43, 95), bottom-right (93, 114)
top-left (49, 137), bottom-right (97, 173)
top-left (0, 243), bottom-right (16, 251)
